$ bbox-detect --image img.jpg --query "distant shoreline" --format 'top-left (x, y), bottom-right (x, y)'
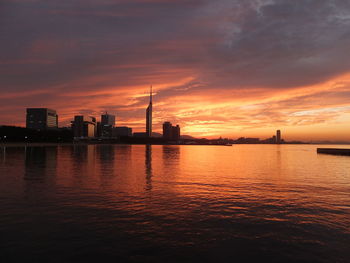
top-left (0, 142), bottom-right (232, 147)
top-left (1, 142), bottom-right (348, 148)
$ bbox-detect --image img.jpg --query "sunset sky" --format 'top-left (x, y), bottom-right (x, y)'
top-left (1, 0), bottom-right (350, 141)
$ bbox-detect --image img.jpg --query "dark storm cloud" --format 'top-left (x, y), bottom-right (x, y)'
top-left (199, 0), bottom-right (350, 88)
top-left (2, 0), bottom-right (349, 92)
top-left (0, 0), bottom-right (201, 91)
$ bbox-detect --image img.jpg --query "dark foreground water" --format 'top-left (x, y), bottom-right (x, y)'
top-left (0, 144), bottom-right (349, 262)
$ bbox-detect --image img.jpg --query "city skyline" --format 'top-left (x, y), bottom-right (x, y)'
top-left (1, 1), bottom-right (350, 141)
top-left (0, 91), bottom-right (344, 143)
top-left (17, 106), bottom-right (290, 143)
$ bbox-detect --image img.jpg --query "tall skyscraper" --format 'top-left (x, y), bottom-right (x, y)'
top-left (276, 130), bottom-right (281, 144)
top-left (101, 112), bottom-right (115, 127)
top-left (26, 108), bottom-right (58, 130)
top-left (100, 112), bottom-right (115, 138)
top-left (146, 85), bottom-right (152, 137)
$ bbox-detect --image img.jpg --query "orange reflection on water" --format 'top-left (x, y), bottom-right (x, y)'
top-left (2, 144), bottom-right (348, 230)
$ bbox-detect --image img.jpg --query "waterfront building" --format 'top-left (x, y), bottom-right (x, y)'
top-left (235, 137), bottom-right (260, 144)
top-left (101, 112), bottom-right (115, 127)
top-left (163, 122), bottom-right (181, 140)
top-left (96, 122), bottom-right (102, 137)
top-left (276, 130), bottom-right (281, 144)
top-left (146, 86), bottom-right (152, 137)
top-left (101, 125), bottom-right (113, 138)
top-left (71, 116), bottom-right (96, 138)
top-left (96, 113), bottom-right (116, 138)
top-left (272, 135), bottom-right (277, 144)
top-left (133, 132), bottom-right (147, 138)
top-left (26, 108), bottom-right (58, 130)
top-left (114, 126), bottom-right (132, 137)
top-left (163, 122), bottom-right (172, 139)
top-left (172, 125), bottom-right (180, 140)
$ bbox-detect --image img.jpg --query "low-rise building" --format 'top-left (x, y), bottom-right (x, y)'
top-left (71, 116), bottom-right (96, 138)
top-left (163, 122), bottom-right (181, 140)
top-left (26, 108), bottom-right (58, 130)
top-left (114, 126), bottom-right (132, 137)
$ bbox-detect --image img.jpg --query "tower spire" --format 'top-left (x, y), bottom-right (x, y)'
top-left (150, 85), bottom-right (152, 103)
top-left (146, 85), bottom-right (153, 137)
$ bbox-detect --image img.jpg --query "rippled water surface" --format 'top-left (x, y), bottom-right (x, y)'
top-left (1, 144), bottom-right (350, 262)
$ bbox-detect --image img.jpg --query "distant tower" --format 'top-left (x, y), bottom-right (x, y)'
top-left (146, 85), bottom-right (152, 137)
top-left (276, 130), bottom-right (281, 144)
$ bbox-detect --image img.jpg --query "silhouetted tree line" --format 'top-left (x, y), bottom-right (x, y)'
top-left (0, 126), bottom-right (73, 142)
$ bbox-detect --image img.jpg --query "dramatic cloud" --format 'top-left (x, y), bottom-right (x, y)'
top-left (1, 0), bottom-right (350, 140)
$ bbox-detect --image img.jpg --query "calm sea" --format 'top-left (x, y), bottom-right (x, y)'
top-left (0, 144), bottom-right (349, 262)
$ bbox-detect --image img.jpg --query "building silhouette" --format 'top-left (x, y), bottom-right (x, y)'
top-left (172, 125), bottom-right (180, 140)
top-left (235, 137), bottom-right (260, 144)
top-left (276, 130), bottom-right (281, 144)
top-left (163, 122), bottom-right (180, 140)
top-left (146, 86), bottom-right (152, 137)
top-left (272, 135), bottom-right (277, 144)
top-left (163, 122), bottom-right (172, 139)
top-left (101, 112), bottom-right (115, 127)
top-left (133, 132), bottom-right (147, 138)
top-left (71, 116), bottom-right (96, 138)
top-left (99, 112), bottom-right (115, 138)
top-left (114, 126), bottom-right (132, 137)
top-left (26, 108), bottom-right (58, 130)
